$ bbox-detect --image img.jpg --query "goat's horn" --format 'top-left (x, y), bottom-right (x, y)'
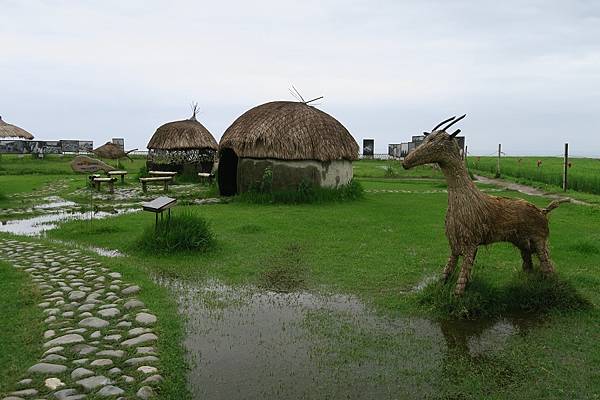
top-left (432, 116), bottom-right (455, 132)
top-left (449, 129), bottom-right (461, 138)
top-left (442, 114), bottom-right (466, 131)
top-left (423, 131), bottom-right (430, 136)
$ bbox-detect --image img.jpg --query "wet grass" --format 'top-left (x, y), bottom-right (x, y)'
top-left (0, 261), bottom-right (43, 394)
top-left (259, 243), bottom-right (308, 292)
top-left (418, 272), bottom-right (591, 320)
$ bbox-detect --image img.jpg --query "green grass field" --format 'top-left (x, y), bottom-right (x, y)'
top-left (1, 156), bottom-right (599, 398)
top-left (0, 261), bottom-right (43, 395)
top-left (469, 156), bottom-right (600, 194)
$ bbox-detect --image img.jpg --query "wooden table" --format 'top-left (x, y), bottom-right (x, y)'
top-left (107, 170), bottom-right (128, 183)
top-left (142, 196), bottom-right (177, 227)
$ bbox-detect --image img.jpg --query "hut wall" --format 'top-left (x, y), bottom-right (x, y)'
top-left (237, 158), bottom-right (353, 193)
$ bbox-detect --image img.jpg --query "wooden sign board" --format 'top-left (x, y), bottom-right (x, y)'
top-left (71, 155), bottom-right (116, 173)
top-left (142, 196), bottom-right (177, 213)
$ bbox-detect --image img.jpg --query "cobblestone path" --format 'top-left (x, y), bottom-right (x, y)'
top-left (0, 238), bottom-right (162, 399)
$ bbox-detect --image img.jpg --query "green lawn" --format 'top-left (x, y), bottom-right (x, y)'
top-left (0, 261), bottom-right (43, 394)
top-left (47, 178), bottom-right (600, 398)
top-left (1, 157), bottom-right (600, 398)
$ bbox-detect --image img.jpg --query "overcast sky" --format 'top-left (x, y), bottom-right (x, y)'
top-left (1, 0), bottom-right (599, 156)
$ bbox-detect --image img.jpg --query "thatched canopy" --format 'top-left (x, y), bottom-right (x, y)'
top-left (220, 101), bottom-right (358, 162)
top-left (0, 116), bottom-right (34, 139)
top-left (147, 111), bottom-right (217, 151)
top-left (93, 142), bottom-right (129, 159)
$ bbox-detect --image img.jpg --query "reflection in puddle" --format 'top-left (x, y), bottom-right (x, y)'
top-left (159, 278), bottom-right (544, 399)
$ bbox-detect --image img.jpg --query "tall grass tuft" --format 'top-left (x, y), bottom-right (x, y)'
top-left (136, 210), bottom-right (215, 254)
top-left (418, 272), bottom-right (590, 320)
top-left (238, 179), bottom-right (364, 204)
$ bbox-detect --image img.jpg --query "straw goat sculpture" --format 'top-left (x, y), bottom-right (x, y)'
top-left (402, 115), bottom-right (565, 295)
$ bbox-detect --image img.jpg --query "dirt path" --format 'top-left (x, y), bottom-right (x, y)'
top-left (474, 175), bottom-right (591, 206)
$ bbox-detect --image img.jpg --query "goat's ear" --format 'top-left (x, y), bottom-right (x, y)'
top-left (449, 129), bottom-right (461, 138)
top-left (423, 131), bottom-right (430, 136)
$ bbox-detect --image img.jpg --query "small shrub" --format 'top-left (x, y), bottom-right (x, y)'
top-left (136, 210), bottom-right (214, 254)
top-left (384, 165), bottom-right (396, 178)
top-left (137, 165), bottom-right (149, 179)
top-left (238, 179), bottom-right (364, 204)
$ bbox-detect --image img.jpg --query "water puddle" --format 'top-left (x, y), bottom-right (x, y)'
top-left (159, 278), bottom-right (544, 399)
top-left (33, 196), bottom-right (78, 210)
top-left (0, 207), bottom-right (137, 236)
top-left (87, 246), bottom-right (124, 257)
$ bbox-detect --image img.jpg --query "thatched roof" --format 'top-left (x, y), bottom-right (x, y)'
top-left (147, 108), bottom-right (217, 151)
top-left (0, 116), bottom-right (34, 139)
top-left (220, 101), bottom-right (358, 161)
top-left (93, 142), bottom-right (129, 159)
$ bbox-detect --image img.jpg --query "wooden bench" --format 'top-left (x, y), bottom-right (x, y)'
top-left (149, 170), bottom-right (177, 183)
top-left (140, 176), bottom-right (172, 193)
top-left (197, 172), bottom-right (214, 185)
top-left (107, 170), bottom-right (128, 183)
top-left (91, 177), bottom-right (117, 193)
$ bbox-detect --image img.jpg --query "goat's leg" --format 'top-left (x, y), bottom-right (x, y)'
top-left (533, 238), bottom-right (555, 274)
top-left (442, 252), bottom-right (459, 283)
top-left (516, 240), bottom-right (533, 272)
top-left (454, 247), bottom-right (477, 296)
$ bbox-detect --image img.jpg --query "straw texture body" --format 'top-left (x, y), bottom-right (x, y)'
top-left (403, 128), bottom-right (563, 295)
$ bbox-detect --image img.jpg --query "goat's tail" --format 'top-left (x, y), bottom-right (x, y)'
top-left (542, 198), bottom-right (570, 215)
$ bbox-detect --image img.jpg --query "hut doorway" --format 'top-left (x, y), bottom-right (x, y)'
top-left (218, 148), bottom-right (238, 196)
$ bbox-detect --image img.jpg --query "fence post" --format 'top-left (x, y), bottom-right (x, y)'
top-left (563, 143), bottom-right (569, 191)
top-left (496, 144), bottom-right (501, 178)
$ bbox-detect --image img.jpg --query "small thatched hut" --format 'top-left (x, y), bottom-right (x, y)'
top-left (0, 116), bottom-right (34, 139)
top-left (218, 101), bottom-right (358, 196)
top-left (93, 142), bottom-right (133, 160)
top-left (147, 107), bottom-right (218, 174)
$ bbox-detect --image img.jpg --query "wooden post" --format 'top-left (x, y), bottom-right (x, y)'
top-left (496, 144), bottom-right (501, 178)
top-left (563, 143), bottom-right (569, 191)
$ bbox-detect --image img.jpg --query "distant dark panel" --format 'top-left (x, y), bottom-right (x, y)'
top-left (61, 140), bottom-right (80, 153)
top-left (362, 139), bottom-right (374, 156)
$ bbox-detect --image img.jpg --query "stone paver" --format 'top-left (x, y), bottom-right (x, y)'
top-left (0, 239), bottom-right (163, 400)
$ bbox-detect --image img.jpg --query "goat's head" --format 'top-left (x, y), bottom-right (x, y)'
top-left (402, 115), bottom-right (466, 169)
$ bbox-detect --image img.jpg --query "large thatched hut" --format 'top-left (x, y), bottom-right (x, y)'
top-left (0, 116), bottom-right (34, 139)
top-left (147, 107), bottom-right (218, 174)
top-left (218, 101), bottom-right (358, 196)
